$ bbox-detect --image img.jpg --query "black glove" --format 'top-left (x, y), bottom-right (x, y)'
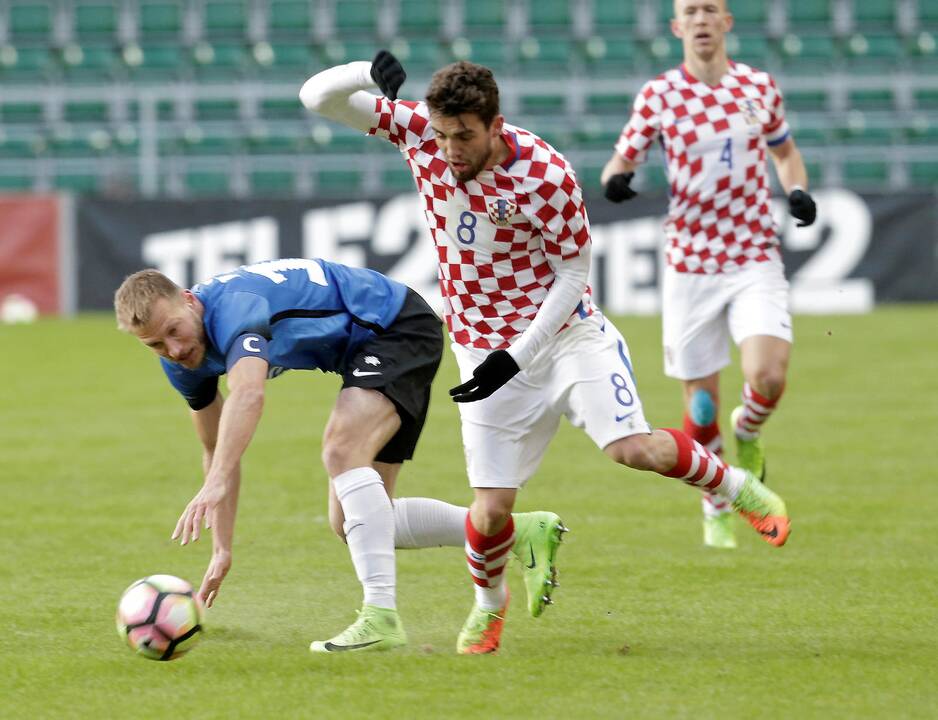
top-left (604, 172), bottom-right (637, 203)
top-left (370, 50), bottom-right (406, 101)
top-left (788, 188), bottom-right (817, 227)
top-left (449, 350), bottom-right (520, 403)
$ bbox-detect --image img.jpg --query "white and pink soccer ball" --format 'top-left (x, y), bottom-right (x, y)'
top-left (116, 574), bottom-right (204, 661)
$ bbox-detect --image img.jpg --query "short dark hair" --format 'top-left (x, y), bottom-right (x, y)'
top-left (425, 61), bottom-right (500, 126)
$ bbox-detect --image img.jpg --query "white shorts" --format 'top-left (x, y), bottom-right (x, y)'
top-left (452, 314), bottom-right (652, 489)
top-left (661, 260), bottom-right (793, 381)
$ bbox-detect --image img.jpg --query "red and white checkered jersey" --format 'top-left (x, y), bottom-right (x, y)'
top-left (367, 98), bottom-right (594, 350)
top-left (616, 62), bottom-right (790, 275)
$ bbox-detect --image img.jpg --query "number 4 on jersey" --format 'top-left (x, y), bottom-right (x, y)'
top-left (720, 138), bottom-right (733, 170)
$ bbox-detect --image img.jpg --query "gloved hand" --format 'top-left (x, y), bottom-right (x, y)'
top-left (370, 49), bottom-right (406, 101)
top-left (449, 350), bottom-right (520, 403)
top-left (788, 188), bottom-right (817, 227)
top-left (604, 172), bottom-right (638, 203)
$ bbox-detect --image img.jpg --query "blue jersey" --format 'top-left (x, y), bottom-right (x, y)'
top-left (161, 258), bottom-right (408, 408)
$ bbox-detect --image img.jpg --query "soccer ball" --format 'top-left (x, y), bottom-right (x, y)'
top-left (116, 574), bottom-right (204, 661)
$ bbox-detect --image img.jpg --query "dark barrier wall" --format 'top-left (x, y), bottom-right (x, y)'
top-left (75, 188), bottom-right (938, 315)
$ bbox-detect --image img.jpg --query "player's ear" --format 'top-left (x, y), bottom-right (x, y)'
top-left (670, 17), bottom-right (682, 39)
top-left (490, 115), bottom-right (504, 137)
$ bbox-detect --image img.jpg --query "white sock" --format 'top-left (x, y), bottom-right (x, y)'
top-left (701, 491), bottom-right (732, 518)
top-left (332, 467), bottom-right (396, 610)
top-left (393, 497), bottom-right (467, 549)
top-left (715, 467), bottom-right (747, 502)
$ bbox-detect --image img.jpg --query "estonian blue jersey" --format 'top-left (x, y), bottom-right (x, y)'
top-left (161, 258), bottom-right (408, 408)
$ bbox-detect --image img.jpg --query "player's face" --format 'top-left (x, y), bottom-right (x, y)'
top-left (430, 112), bottom-right (504, 182)
top-left (671, 0), bottom-right (733, 61)
top-left (134, 292), bottom-right (207, 369)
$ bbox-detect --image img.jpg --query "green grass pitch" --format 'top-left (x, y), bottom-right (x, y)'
top-left (2, 307), bottom-right (937, 718)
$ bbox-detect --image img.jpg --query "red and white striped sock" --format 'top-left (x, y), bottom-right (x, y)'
top-left (683, 414), bottom-right (731, 517)
top-left (465, 514), bottom-right (514, 611)
top-left (661, 428), bottom-right (745, 502)
top-left (735, 383), bottom-right (784, 440)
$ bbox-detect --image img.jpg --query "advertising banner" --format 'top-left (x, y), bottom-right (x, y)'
top-left (0, 195), bottom-right (64, 320)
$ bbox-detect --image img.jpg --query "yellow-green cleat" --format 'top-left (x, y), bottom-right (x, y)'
top-left (732, 471), bottom-right (790, 547)
top-left (731, 405), bottom-right (766, 482)
top-left (457, 595), bottom-right (509, 655)
top-left (310, 604), bottom-right (407, 653)
top-left (511, 511), bottom-right (568, 618)
top-left (702, 512), bottom-right (737, 549)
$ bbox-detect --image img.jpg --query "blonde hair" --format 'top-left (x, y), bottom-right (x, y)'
top-left (114, 269), bottom-right (182, 331)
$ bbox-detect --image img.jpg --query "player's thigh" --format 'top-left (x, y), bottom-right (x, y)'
top-left (727, 261), bottom-right (793, 346)
top-left (452, 342), bottom-right (559, 489)
top-left (323, 387), bottom-right (401, 464)
top-left (555, 317), bottom-right (653, 450)
top-left (661, 267), bottom-right (732, 380)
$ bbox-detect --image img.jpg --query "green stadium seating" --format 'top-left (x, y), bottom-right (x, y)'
top-left (728, 34), bottom-right (773, 68)
top-left (334, 0), bottom-right (378, 37)
top-left (582, 36), bottom-right (639, 74)
top-left (255, 42), bottom-right (317, 77)
top-left (0, 134), bottom-right (40, 158)
top-left (451, 37), bottom-right (508, 74)
top-left (913, 89), bottom-right (938, 109)
top-left (527, 0), bottom-right (571, 34)
top-left (845, 33), bottom-right (904, 69)
top-left (571, 121), bottom-right (619, 150)
top-left (74, 3), bottom-right (119, 39)
top-left (320, 39), bottom-right (380, 66)
top-left (592, 0), bottom-right (637, 28)
top-left (904, 120), bottom-right (938, 145)
top-left (125, 43), bottom-right (186, 80)
top-left (181, 129), bottom-right (244, 156)
top-left (847, 89), bottom-right (896, 111)
top-left (389, 38), bottom-right (444, 75)
top-left (48, 129), bottom-right (111, 157)
top-left (260, 98), bottom-right (306, 120)
top-left (836, 121), bottom-right (895, 146)
top-left (194, 99), bottom-right (241, 121)
top-left (8, 2), bottom-right (53, 41)
top-left (317, 130), bottom-right (369, 154)
top-left (917, 1), bottom-right (938, 28)
top-left (249, 170), bottom-right (295, 194)
top-left (784, 90), bottom-right (828, 113)
top-left (647, 35), bottom-right (683, 71)
top-left (728, 1), bottom-right (769, 30)
top-left (842, 160), bottom-right (889, 185)
top-left (316, 168), bottom-right (364, 194)
top-left (203, 1), bottom-right (248, 38)
top-left (787, 0), bottom-right (832, 27)
top-left (54, 173), bottom-right (100, 192)
top-left (639, 163), bottom-right (669, 191)
top-left (906, 31), bottom-right (938, 70)
top-left (851, 0), bottom-right (896, 30)
top-left (247, 129), bottom-right (305, 154)
top-left (381, 167), bottom-right (417, 193)
top-left (185, 170), bottom-right (231, 195)
top-left (789, 125), bottom-right (830, 146)
top-left (574, 163), bottom-right (604, 191)
top-left (62, 44), bottom-right (120, 83)
top-left (139, 1), bottom-right (183, 37)
top-left (127, 98), bottom-right (178, 121)
top-left (0, 102), bottom-right (44, 123)
top-left (267, 0), bottom-right (313, 38)
top-left (780, 34), bottom-right (839, 72)
top-left (519, 93), bottom-right (567, 116)
top-left (0, 46), bottom-right (56, 83)
top-left (908, 161), bottom-right (938, 186)
top-left (461, 0), bottom-right (506, 36)
top-left (398, 0), bottom-right (444, 36)
top-left (0, 174), bottom-right (34, 191)
top-left (586, 92), bottom-right (632, 115)
top-left (192, 41), bottom-right (248, 78)
top-left (518, 36), bottom-right (573, 76)
top-left (64, 101), bottom-right (110, 123)
top-left (802, 159), bottom-right (823, 185)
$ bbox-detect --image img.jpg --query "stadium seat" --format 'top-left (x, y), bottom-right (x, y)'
top-left (847, 89), bottom-right (896, 111)
top-left (0, 45), bottom-right (56, 83)
top-left (903, 120), bottom-right (938, 145)
top-left (254, 41), bottom-right (317, 78)
top-left (728, 1), bottom-right (769, 31)
top-left (786, 0), bottom-right (833, 27)
top-left (317, 129), bottom-right (370, 154)
top-left (8, 2), bottom-right (53, 41)
top-left (202, 1), bottom-right (248, 38)
top-left (61, 43), bottom-right (120, 83)
top-left (836, 120), bottom-right (895, 146)
top-left (381, 167), bottom-right (417, 193)
top-left (388, 38), bottom-right (444, 76)
top-left (247, 128), bottom-right (305, 154)
top-left (260, 98), bottom-right (307, 120)
top-left (64, 100), bottom-right (110, 123)
top-left (518, 36), bottom-right (574, 76)
top-left (591, 0), bottom-right (637, 29)
top-left (74, 3), bottom-right (119, 40)
top-left (267, 0), bottom-right (314, 39)
top-left (582, 36), bottom-right (640, 75)
top-left (54, 173), bottom-right (100, 193)
top-left (907, 31), bottom-right (938, 70)
top-left (913, 88), bottom-right (938, 110)
top-left (127, 98), bottom-right (178, 121)
top-left (397, 0), bottom-right (444, 37)
top-left (570, 121), bottom-right (619, 150)
top-left (192, 41), bottom-right (248, 79)
top-left (0, 133), bottom-right (40, 158)
top-left (333, 0), bottom-right (378, 37)
top-left (181, 128), bottom-right (244, 156)
top-left (842, 160), bottom-right (889, 185)
top-left (0, 174), bottom-right (34, 191)
top-left (319, 39), bottom-right (380, 66)
top-left (638, 163), bottom-right (669, 191)
top-left (526, 0), bottom-right (571, 35)
top-left (585, 92), bottom-right (632, 116)
top-left (519, 93), bottom-right (567, 116)
top-left (0, 101), bottom-right (44, 124)
top-left (450, 37), bottom-right (509, 74)
top-left (48, 129), bottom-right (112, 157)
top-left (316, 167), bottom-right (364, 194)
top-left (789, 124), bottom-right (830, 146)
top-left (845, 33), bottom-right (904, 70)
top-left (784, 90), bottom-right (829, 113)
top-left (916, 1), bottom-right (938, 29)
top-left (460, 0), bottom-right (507, 36)
top-left (908, 161), bottom-right (938, 186)
top-left (194, 99), bottom-right (241, 121)
top-left (780, 33), bottom-right (839, 72)
top-left (249, 170), bottom-right (295, 194)
top-left (727, 34), bottom-right (774, 68)
top-left (574, 162), bottom-right (604, 191)
top-left (851, 0), bottom-right (896, 30)
top-left (647, 35), bottom-right (684, 71)
top-left (185, 169), bottom-right (231, 195)
top-left (124, 43), bottom-right (187, 80)
top-left (138, 1), bottom-right (183, 38)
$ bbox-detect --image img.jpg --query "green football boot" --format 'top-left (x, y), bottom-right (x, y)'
top-left (457, 595), bottom-right (509, 655)
top-left (511, 511), bottom-right (568, 618)
top-left (310, 604), bottom-right (407, 653)
top-left (702, 511), bottom-right (737, 549)
top-left (731, 405), bottom-right (766, 482)
top-left (732, 471), bottom-right (790, 547)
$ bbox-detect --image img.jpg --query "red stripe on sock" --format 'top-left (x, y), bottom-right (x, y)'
top-left (745, 383), bottom-right (783, 409)
top-left (662, 428), bottom-right (693, 478)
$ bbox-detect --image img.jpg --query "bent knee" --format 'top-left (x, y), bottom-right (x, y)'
top-left (604, 434), bottom-right (661, 470)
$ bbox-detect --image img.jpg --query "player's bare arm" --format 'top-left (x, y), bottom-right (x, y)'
top-left (172, 355), bottom-right (267, 546)
top-left (769, 137), bottom-right (817, 227)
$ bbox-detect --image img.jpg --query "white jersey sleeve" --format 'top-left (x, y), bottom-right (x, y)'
top-left (299, 61), bottom-right (384, 134)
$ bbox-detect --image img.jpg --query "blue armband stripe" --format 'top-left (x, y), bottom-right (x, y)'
top-left (226, 333), bottom-right (270, 370)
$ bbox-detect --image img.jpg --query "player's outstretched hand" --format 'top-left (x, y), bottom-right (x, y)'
top-left (788, 188), bottom-right (817, 227)
top-left (604, 172), bottom-right (637, 203)
top-left (198, 550), bottom-right (231, 608)
top-left (371, 50), bottom-right (406, 101)
top-left (172, 481), bottom-right (227, 546)
top-left (449, 350), bottom-right (520, 403)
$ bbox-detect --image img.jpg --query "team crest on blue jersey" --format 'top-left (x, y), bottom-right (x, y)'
top-left (487, 197), bottom-right (518, 227)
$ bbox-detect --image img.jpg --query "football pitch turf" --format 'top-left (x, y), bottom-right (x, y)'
top-left (3, 306), bottom-right (936, 718)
